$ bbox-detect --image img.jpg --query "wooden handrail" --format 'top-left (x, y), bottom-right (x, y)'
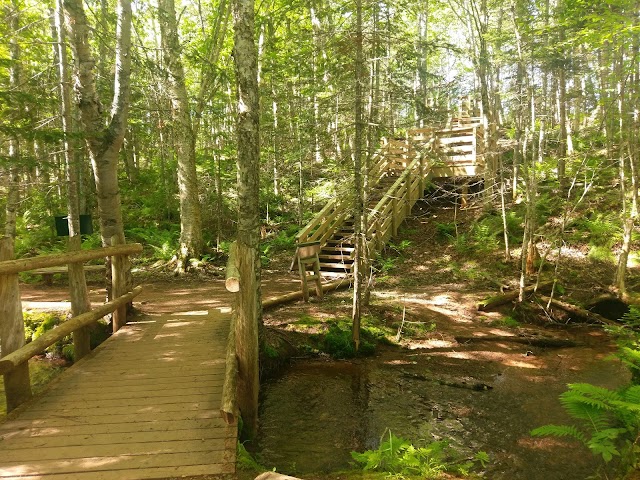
top-left (295, 198), bottom-right (340, 243)
top-left (220, 313), bottom-right (238, 425)
top-left (0, 243), bottom-right (143, 275)
top-left (0, 286), bottom-right (143, 376)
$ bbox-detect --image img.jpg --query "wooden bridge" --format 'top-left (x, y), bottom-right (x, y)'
top-left (0, 243), bottom-right (237, 479)
top-left (295, 118), bottom-right (484, 279)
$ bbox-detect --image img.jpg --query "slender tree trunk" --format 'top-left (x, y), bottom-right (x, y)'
top-left (352, 0), bottom-right (364, 350)
top-left (56, 0), bottom-right (92, 358)
top-left (232, 0), bottom-right (261, 439)
top-left (157, 0), bottom-right (203, 272)
top-left (4, 0), bottom-right (20, 239)
top-left (64, 0), bottom-right (132, 300)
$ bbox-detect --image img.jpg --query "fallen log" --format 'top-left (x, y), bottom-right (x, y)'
top-left (262, 277), bottom-right (351, 310)
top-left (478, 281), bottom-right (553, 311)
top-left (537, 295), bottom-right (619, 326)
top-left (401, 371), bottom-right (492, 391)
top-left (454, 334), bottom-right (578, 348)
top-left (255, 473), bottom-right (304, 480)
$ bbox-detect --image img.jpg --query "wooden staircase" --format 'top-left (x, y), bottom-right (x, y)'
top-left (294, 121), bottom-right (484, 280)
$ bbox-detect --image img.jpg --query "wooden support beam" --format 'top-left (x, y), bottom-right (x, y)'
top-left (110, 236), bottom-right (128, 333)
top-left (0, 286), bottom-right (143, 376)
top-left (262, 278), bottom-right (350, 310)
top-left (0, 237), bottom-right (32, 412)
top-left (68, 235), bottom-right (92, 360)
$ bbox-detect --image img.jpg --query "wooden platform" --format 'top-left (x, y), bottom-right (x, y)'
top-left (0, 308), bottom-right (236, 479)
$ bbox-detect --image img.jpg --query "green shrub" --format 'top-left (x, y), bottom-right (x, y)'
top-left (23, 311), bottom-right (70, 358)
top-left (531, 383), bottom-right (640, 466)
top-left (351, 430), bottom-right (488, 478)
top-left (532, 308), bottom-right (640, 476)
top-left (24, 312), bottom-right (63, 342)
top-left (322, 322), bottom-right (376, 358)
top-left (436, 222), bottom-right (456, 240)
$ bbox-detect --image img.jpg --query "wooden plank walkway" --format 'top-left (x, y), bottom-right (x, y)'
top-left (0, 308), bottom-right (236, 480)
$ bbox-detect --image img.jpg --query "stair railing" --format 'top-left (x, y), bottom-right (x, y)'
top-left (368, 153), bottom-right (427, 254)
top-left (295, 138), bottom-right (404, 249)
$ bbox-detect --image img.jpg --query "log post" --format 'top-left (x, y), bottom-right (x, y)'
top-left (418, 154), bottom-right (425, 195)
top-left (225, 241), bottom-right (240, 293)
top-left (68, 235), bottom-right (92, 360)
top-left (392, 196), bottom-right (398, 237)
top-left (0, 237), bottom-right (32, 411)
top-left (110, 235), bottom-right (127, 332)
top-left (235, 239), bottom-right (260, 438)
top-left (404, 178), bottom-right (411, 217)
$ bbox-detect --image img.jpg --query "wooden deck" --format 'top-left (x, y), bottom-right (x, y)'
top-left (0, 308), bottom-right (236, 480)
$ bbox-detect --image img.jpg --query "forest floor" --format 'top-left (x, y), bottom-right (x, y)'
top-left (9, 192), bottom-right (640, 480)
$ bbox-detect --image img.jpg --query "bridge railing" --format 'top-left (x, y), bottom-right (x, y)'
top-left (0, 239), bottom-right (142, 412)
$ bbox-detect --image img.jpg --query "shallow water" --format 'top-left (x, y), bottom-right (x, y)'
top-left (256, 326), bottom-right (629, 479)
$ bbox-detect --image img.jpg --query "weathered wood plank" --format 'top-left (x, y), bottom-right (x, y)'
top-left (0, 416), bottom-right (227, 434)
top-left (0, 451), bottom-right (235, 477)
top-left (3, 437), bottom-right (234, 462)
top-left (1, 425), bottom-right (231, 448)
top-left (0, 310), bottom-right (236, 478)
top-left (1, 463), bottom-right (235, 480)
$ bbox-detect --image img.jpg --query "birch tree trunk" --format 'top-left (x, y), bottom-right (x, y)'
top-left (232, 0), bottom-right (261, 439)
top-left (157, 0), bottom-right (203, 273)
top-left (64, 0), bottom-right (132, 299)
top-left (4, 0), bottom-right (20, 239)
top-left (56, 0), bottom-right (92, 359)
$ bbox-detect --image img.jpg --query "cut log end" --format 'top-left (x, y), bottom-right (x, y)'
top-left (225, 277), bottom-right (240, 293)
top-left (220, 409), bottom-right (236, 425)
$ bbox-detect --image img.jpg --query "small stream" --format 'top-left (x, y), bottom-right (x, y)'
top-left (255, 327), bottom-right (629, 479)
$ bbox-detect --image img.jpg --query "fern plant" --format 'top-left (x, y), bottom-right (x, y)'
top-left (531, 383), bottom-right (640, 469)
top-left (351, 430), bottom-right (488, 479)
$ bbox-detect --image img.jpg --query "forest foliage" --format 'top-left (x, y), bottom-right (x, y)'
top-left (0, 0), bottom-right (638, 291)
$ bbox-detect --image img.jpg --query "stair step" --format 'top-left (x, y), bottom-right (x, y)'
top-left (319, 271), bottom-right (352, 279)
top-left (322, 246), bottom-right (355, 253)
top-left (319, 262), bottom-right (354, 269)
top-left (327, 239), bottom-right (354, 246)
top-left (319, 254), bottom-right (354, 261)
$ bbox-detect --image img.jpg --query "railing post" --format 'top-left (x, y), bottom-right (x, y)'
top-left (392, 196), bottom-right (399, 237)
top-left (404, 178), bottom-right (411, 217)
top-left (110, 235), bottom-right (127, 333)
top-left (418, 154), bottom-right (425, 196)
top-left (68, 235), bottom-right (91, 360)
top-left (0, 237), bottom-right (32, 412)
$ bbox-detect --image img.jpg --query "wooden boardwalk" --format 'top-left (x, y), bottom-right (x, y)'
top-left (0, 308), bottom-right (236, 479)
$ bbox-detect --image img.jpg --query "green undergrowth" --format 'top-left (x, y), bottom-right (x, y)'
top-left (287, 314), bottom-right (396, 359)
top-left (0, 357), bottom-right (66, 418)
top-left (237, 441), bottom-right (267, 473)
top-left (531, 307), bottom-right (640, 478)
top-left (22, 312), bottom-right (110, 362)
top-left (351, 430), bottom-right (488, 479)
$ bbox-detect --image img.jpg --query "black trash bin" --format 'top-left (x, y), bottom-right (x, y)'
top-left (54, 215), bottom-right (93, 236)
